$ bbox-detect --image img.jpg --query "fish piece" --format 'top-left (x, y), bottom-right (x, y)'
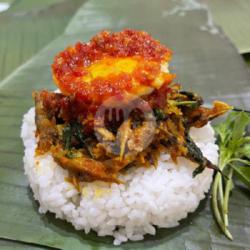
top-left (33, 91), bottom-right (58, 154)
top-left (96, 127), bottom-right (116, 141)
top-left (117, 119), bottom-right (132, 159)
top-left (127, 114), bottom-right (156, 154)
top-left (51, 146), bottom-right (119, 183)
top-left (187, 101), bottom-right (232, 128)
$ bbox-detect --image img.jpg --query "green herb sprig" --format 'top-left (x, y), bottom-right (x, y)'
top-left (212, 111), bottom-right (250, 240)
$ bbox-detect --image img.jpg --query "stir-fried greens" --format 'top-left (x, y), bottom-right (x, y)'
top-left (34, 84), bottom-right (230, 183)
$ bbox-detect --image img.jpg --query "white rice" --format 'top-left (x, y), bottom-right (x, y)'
top-left (21, 108), bottom-right (218, 245)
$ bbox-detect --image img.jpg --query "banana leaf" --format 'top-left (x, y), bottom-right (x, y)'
top-left (0, 239), bottom-right (47, 250)
top-left (0, 0), bottom-right (83, 81)
top-left (204, 0), bottom-right (250, 54)
top-left (243, 53), bottom-right (250, 68)
top-left (0, 0), bottom-right (249, 249)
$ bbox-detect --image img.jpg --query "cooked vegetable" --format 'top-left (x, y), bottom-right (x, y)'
top-left (153, 108), bottom-right (167, 121)
top-left (62, 125), bottom-right (71, 150)
top-left (34, 88), bottom-right (230, 183)
top-left (212, 111), bottom-right (250, 240)
top-left (185, 132), bottom-right (219, 177)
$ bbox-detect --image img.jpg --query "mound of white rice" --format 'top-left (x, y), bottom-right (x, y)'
top-left (21, 108), bottom-right (218, 245)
